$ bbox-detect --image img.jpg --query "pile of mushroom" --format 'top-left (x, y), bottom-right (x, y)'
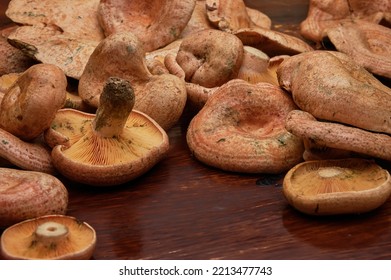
top-left (0, 0), bottom-right (391, 259)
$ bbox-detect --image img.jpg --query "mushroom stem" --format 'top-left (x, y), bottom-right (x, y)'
top-left (92, 77), bottom-right (135, 138)
top-left (34, 221), bottom-right (69, 247)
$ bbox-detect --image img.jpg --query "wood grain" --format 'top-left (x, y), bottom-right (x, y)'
top-left (1, 0), bottom-right (391, 260)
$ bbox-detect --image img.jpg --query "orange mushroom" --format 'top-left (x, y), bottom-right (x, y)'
top-left (283, 158), bottom-right (391, 215)
top-left (187, 79), bottom-right (304, 174)
top-left (46, 77), bottom-right (169, 186)
top-left (1, 215), bottom-right (96, 260)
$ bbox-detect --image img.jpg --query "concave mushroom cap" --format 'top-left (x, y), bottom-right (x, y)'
top-left (300, 0), bottom-right (391, 43)
top-left (283, 158), bottom-right (391, 215)
top-left (0, 63), bottom-right (67, 141)
top-left (78, 32), bottom-right (187, 130)
top-left (48, 77), bottom-right (170, 186)
top-left (186, 79), bottom-right (304, 174)
top-left (0, 168), bottom-right (68, 229)
top-left (285, 110), bottom-right (391, 162)
top-left (1, 214), bottom-right (96, 260)
top-left (205, 0), bottom-right (271, 32)
top-left (98, 0), bottom-right (196, 52)
top-left (171, 29), bottom-right (244, 88)
top-left (325, 20), bottom-right (391, 79)
top-left (277, 50), bottom-right (391, 135)
top-left (234, 27), bottom-right (314, 57)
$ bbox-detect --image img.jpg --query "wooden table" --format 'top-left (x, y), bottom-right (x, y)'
top-left (1, 0), bottom-right (391, 260)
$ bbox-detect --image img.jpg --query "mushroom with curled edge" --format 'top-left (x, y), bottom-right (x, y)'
top-left (97, 0), bottom-right (196, 52)
top-left (285, 110), bottom-right (391, 162)
top-left (0, 168), bottom-right (68, 229)
top-left (277, 51), bottom-right (391, 135)
top-left (283, 158), bottom-right (391, 215)
top-left (186, 79), bottom-right (304, 174)
top-left (325, 20), bottom-right (391, 79)
top-left (1, 215), bottom-right (96, 260)
top-left (299, 0), bottom-right (391, 43)
top-left (205, 0), bottom-right (271, 32)
top-left (45, 77), bottom-right (169, 187)
top-left (78, 32), bottom-right (187, 131)
top-left (0, 63), bottom-right (67, 142)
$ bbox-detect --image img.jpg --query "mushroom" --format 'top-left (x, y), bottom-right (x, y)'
top-left (97, 0), bottom-right (196, 52)
top-left (0, 168), bottom-right (68, 228)
top-left (325, 20), bottom-right (391, 79)
top-left (179, 0), bottom-right (215, 38)
top-left (283, 158), bottom-right (391, 215)
top-left (78, 32), bottom-right (187, 130)
top-left (277, 50), bottom-right (391, 135)
top-left (1, 214), bottom-right (96, 260)
top-left (285, 110), bottom-right (391, 162)
top-left (234, 27), bottom-right (314, 57)
top-left (47, 77), bottom-right (170, 186)
top-left (300, 0), bottom-right (391, 43)
top-left (0, 128), bottom-right (56, 174)
top-left (186, 79), bottom-right (304, 174)
top-left (0, 63), bottom-right (67, 142)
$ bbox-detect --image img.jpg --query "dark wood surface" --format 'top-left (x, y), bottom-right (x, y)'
top-left (1, 0), bottom-right (391, 260)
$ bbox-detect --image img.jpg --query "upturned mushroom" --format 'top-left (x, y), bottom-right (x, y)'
top-left (285, 110), bottom-right (391, 162)
top-left (46, 77), bottom-right (170, 186)
top-left (78, 32), bottom-right (187, 130)
top-left (0, 63), bottom-right (67, 141)
top-left (1, 214), bottom-right (96, 260)
top-left (277, 51), bottom-right (391, 135)
top-left (283, 158), bottom-right (391, 215)
top-left (0, 168), bottom-right (68, 228)
top-left (97, 0), bottom-right (196, 52)
top-left (186, 79), bottom-right (304, 174)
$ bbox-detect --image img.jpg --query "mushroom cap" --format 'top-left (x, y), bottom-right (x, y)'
top-left (98, 0), bottom-right (196, 52)
top-left (325, 20), bottom-right (391, 79)
top-left (174, 29), bottom-right (244, 88)
top-left (1, 214), bottom-right (96, 260)
top-left (283, 158), bottom-right (391, 215)
top-left (0, 63), bottom-right (67, 141)
top-left (277, 51), bottom-right (391, 135)
top-left (186, 79), bottom-right (304, 174)
top-left (234, 27), bottom-right (314, 57)
top-left (285, 110), bottom-right (391, 162)
top-left (47, 108), bottom-right (169, 186)
top-left (0, 168), bottom-right (68, 229)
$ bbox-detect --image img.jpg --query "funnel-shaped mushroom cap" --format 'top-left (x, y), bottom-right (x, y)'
top-left (98, 0), bottom-right (196, 52)
top-left (326, 20), bottom-right (391, 79)
top-left (1, 215), bottom-right (96, 260)
top-left (48, 77), bottom-right (169, 186)
top-left (186, 79), bottom-right (304, 174)
top-left (300, 0), bottom-right (391, 42)
top-left (277, 51), bottom-right (391, 135)
top-left (283, 158), bottom-right (391, 215)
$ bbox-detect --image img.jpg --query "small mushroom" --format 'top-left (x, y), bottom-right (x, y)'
top-left (98, 0), bottom-right (196, 52)
top-left (0, 63), bottom-right (67, 141)
top-left (283, 158), bottom-right (391, 215)
top-left (325, 20), bottom-right (391, 79)
top-left (186, 79), bottom-right (304, 174)
top-left (0, 168), bottom-right (68, 228)
top-left (78, 32), bottom-right (187, 130)
top-left (234, 27), bottom-right (314, 57)
top-left (1, 214), bottom-right (96, 260)
top-left (47, 77), bottom-right (170, 186)
top-left (277, 51), bottom-right (391, 135)
top-left (285, 110), bottom-right (391, 162)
